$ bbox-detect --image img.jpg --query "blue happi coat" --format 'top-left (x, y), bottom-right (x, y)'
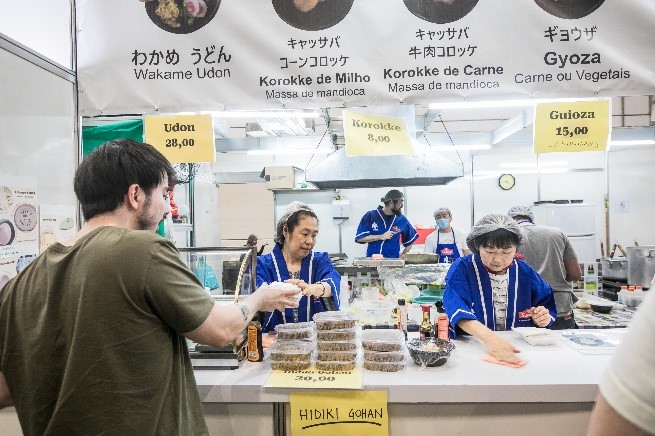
top-left (256, 244), bottom-right (340, 332)
top-left (355, 206), bottom-right (418, 258)
top-left (443, 254), bottom-right (556, 337)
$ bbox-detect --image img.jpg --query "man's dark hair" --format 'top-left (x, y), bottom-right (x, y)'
top-left (381, 189), bottom-right (403, 204)
top-left (74, 139), bottom-right (176, 220)
top-left (473, 229), bottom-right (521, 252)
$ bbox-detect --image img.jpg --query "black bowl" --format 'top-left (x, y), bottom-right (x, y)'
top-left (407, 338), bottom-right (455, 367)
top-left (590, 302), bottom-right (613, 314)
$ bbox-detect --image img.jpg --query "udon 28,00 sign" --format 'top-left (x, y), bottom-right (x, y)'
top-left (144, 114), bottom-right (215, 163)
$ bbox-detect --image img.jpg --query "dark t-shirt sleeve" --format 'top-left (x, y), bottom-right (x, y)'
top-left (143, 240), bottom-right (215, 334)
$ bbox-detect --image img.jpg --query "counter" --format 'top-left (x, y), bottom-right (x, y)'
top-left (193, 330), bottom-right (621, 435)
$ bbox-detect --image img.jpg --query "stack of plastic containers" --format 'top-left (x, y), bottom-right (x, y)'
top-left (361, 329), bottom-right (407, 372)
top-left (269, 322), bottom-right (316, 371)
top-left (313, 312), bottom-right (358, 371)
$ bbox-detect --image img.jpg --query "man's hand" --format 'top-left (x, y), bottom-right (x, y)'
top-left (531, 306), bottom-right (551, 328)
top-left (379, 230), bottom-right (395, 241)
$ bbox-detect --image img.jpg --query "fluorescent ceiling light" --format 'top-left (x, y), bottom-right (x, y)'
top-left (246, 148), bottom-right (333, 155)
top-left (608, 140), bottom-right (655, 146)
top-left (206, 110), bottom-right (321, 118)
top-left (428, 144), bottom-right (491, 151)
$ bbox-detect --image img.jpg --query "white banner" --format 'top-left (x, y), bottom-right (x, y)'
top-left (77, 0), bottom-right (655, 115)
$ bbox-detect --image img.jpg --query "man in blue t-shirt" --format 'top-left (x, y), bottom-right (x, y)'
top-left (355, 189), bottom-right (418, 258)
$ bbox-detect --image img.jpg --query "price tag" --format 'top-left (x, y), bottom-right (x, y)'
top-left (144, 114), bottom-right (215, 163)
top-left (533, 100), bottom-right (610, 153)
top-left (343, 110), bottom-right (413, 156)
top-left (264, 364), bottom-right (362, 389)
top-left (290, 391), bottom-right (388, 436)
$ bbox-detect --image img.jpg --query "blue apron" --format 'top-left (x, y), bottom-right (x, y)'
top-left (435, 230), bottom-right (460, 263)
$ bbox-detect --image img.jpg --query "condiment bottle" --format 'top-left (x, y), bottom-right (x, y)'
top-left (419, 304), bottom-right (433, 339)
top-left (434, 301), bottom-right (449, 342)
top-left (397, 299), bottom-right (408, 340)
top-left (247, 320), bottom-right (263, 362)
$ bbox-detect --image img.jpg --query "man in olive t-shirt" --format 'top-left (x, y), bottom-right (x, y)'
top-left (0, 140), bottom-right (299, 435)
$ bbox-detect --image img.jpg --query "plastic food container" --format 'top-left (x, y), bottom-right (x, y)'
top-left (361, 329), bottom-right (405, 352)
top-left (363, 358), bottom-right (406, 372)
top-left (275, 322), bottom-right (316, 340)
top-left (316, 328), bottom-right (356, 341)
top-left (268, 281), bottom-right (302, 301)
top-left (268, 340), bottom-right (313, 362)
top-left (351, 300), bottom-right (396, 325)
top-left (363, 349), bottom-right (405, 362)
top-left (316, 340), bottom-right (357, 352)
top-left (313, 311), bottom-right (358, 330)
top-left (316, 349), bottom-right (358, 362)
top-left (406, 338), bottom-right (455, 367)
top-left (271, 361), bottom-right (311, 371)
top-left (617, 290), bottom-right (647, 308)
top-left (315, 359), bottom-right (357, 372)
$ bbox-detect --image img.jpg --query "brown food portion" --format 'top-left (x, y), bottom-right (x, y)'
top-left (362, 342), bottom-right (403, 352)
top-left (271, 361), bottom-right (311, 371)
top-left (276, 330), bottom-right (314, 340)
top-left (316, 351), bottom-right (357, 361)
top-left (315, 320), bottom-right (356, 330)
top-left (363, 351), bottom-right (405, 362)
top-left (315, 361), bottom-right (356, 371)
top-left (316, 330), bottom-right (356, 341)
top-left (316, 341), bottom-right (357, 351)
top-left (363, 361), bottom-right (405, 372)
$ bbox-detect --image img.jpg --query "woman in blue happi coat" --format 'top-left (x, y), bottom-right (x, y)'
top-left (443, 214), bottom-right (557, 364)
top-left (257, 201), bottom-right (340, 332)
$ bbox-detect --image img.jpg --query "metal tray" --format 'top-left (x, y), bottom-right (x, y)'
top-left (352, 257), bottom-right (405, 267)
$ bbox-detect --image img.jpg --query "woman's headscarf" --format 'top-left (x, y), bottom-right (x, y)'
top-left (274, 201), bottom-right (315, 245)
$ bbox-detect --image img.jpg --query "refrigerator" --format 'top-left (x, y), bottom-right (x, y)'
top-left (532, 203), bottom-right (598, 263)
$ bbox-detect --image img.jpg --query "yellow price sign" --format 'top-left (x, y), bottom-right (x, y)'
top-left (290, 391), bottom-right (388, 436)
top-left (343, 111), bottom-right (413, 156)
top-left (533, 100), bottom-right (610, 153)
top-left (144, 114), bottom-right (215, 163)
top-left (264, 364), bottom-right (362, 389)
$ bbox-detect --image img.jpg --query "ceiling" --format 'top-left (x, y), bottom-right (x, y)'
top-left (210, 95), bottom-right (654, 153)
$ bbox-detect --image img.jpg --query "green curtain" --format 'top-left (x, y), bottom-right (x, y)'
top-left (81, 119), bottom-right (144, 156)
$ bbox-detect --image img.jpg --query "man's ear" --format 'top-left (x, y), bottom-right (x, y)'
top-left (125, 184), bottom-right (141, 210)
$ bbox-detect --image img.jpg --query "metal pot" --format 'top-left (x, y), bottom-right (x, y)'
top-left (600, 258), bottom-right (628, 281)
top-left (626, 246), bottom-right (655, 289)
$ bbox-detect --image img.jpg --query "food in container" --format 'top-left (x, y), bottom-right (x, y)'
top-left (363, 349), bottom-right (405, 362)
top-left (271, 361), bottom-right (311, 371)
top-left (313, 311), bottom-right (357, 330)
top-left (316, 340), bottom-right (357, 352)
top-left (315, 360), bottom-right (356, 372)
top-left (361, 329), bottom-right (405, 352)
top-left (406, 337), bottom-right (455, 367)
top-left (363, 358), bottom-right (406, 372)
top-left (268, 281), bottom-right (302, 301)
top-left (316, 350), bottom-right (358, 362)
top-left (274, 322), bottom-right (316, 340)
top-left (268, 340), bottom-right (313, 362)
top-left (316, 327), bottom-right (356, 341)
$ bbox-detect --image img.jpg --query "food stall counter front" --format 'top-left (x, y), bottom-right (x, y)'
top-left (194, 330), bottom-right (618, 436)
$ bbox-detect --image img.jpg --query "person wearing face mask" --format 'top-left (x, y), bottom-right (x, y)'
top-left (355, 189), bottom-right (418, 258)
top-left (443, 214), bottom-right (557, 364)
top-left (423, 207), bottom-right (470, 262)
top-left (257, 201), bottom-right (341, 332)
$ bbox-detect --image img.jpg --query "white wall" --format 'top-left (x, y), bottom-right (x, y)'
top-left (0, 1), bottom-right (72, 68)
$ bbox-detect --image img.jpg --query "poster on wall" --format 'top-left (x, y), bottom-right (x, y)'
top-left (39, 205), bottom-right (77, 253)
top-left (0, 175), bottom-right (38, 289)
top-left (76, 0), bottom-right (655, 115)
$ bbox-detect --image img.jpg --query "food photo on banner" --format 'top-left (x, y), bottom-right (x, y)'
top-left (272, 0), bottom-right (354, 31)
top-left (533, 0), bottom-right (606, 19)
top-left (403, 0), bottom-right (480, 24)
top-left (143, 0), bottom-right (221, 34)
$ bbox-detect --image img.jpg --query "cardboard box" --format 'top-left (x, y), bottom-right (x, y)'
top-left (262, 166), bottom-right (303, 190)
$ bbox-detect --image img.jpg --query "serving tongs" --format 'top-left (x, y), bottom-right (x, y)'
top-left (609, 242), bottom-right (627, 258)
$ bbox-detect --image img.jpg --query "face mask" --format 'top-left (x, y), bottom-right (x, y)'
top-left (436, 218), bottom-right (449, 229)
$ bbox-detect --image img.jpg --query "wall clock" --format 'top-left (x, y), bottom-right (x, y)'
top-left (499, 173), bottom-right (515, 191)
top-left (13, 203), bottom-right (38, 231)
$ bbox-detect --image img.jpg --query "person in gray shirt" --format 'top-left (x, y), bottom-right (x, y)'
top-left (508, 206), bottom-right (582, 330)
